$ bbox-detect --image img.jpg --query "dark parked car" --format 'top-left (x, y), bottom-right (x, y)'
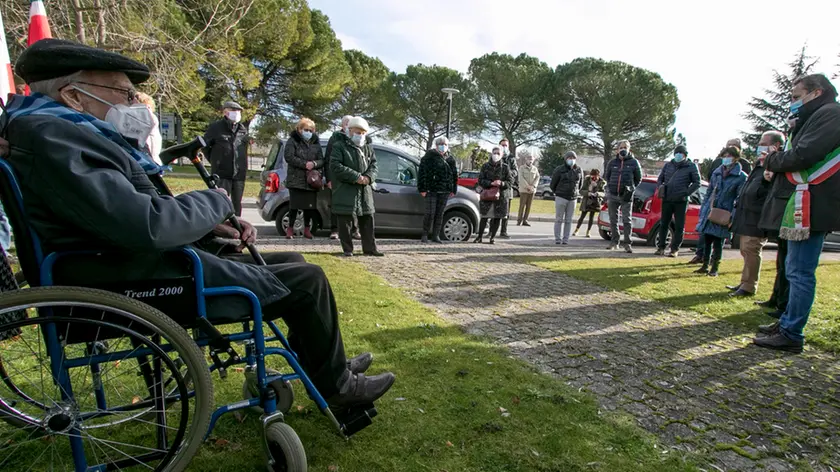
top-left (257, 139), bottom-right (481, 242)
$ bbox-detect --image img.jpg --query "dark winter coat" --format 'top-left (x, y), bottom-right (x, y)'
top-left (549, 164), bottom-right (583, 201)
top-left (730, 163), bottom-right (772, 238)
top-left (203, 117), bottom-right (249, 180)
top-left (759, 98), bottom-right (840, 234)
top-left (478, 160), bottom-right (513, 218)
top-left (418, 149), bottom-right (457, 194)
top-left (580, 177), bottom-right (607, 212)
top-left (604, 154), bottom-right (642, 201)
top-left (657, 159), bottom-right (701, 202)
top-left (283, 129), bottom-right (324, 191)
top-left (697, 162), bottom-right (747, 240)
top-left (5, 114), bottom-right (288, 320)
top-left (502, 154), bottom-right (518, 197)
top-left (329, 133), bottom-right (378, 216)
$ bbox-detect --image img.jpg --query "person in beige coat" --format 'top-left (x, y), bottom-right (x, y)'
top-left (516, 151), bottom-right (540, 226)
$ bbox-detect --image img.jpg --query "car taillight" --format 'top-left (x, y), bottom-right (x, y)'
top-left (601, 203), bottom-right (608, 211)
top-left (643, 198), bottom-right (652, 214)
top-left (266, 173), bottom-right (280, 193)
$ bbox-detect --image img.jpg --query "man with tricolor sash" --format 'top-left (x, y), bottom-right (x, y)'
top-left (754, 73), bottom-right (840, 353)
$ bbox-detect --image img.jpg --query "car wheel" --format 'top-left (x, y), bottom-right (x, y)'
top-left (513, 189), bottom-right (520, 198)
top-left (648, 225), bottom-right (674, 248)
top-left (440, 210), bottom-right (473, 242)
top-left (543, 191), bottom-right (553, 200)
top-left (599, 229), bottom-right (611, 241)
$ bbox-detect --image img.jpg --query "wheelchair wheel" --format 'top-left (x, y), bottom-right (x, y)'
top-left (0, 286), bottom-right (213, 472)
top-left (264, 422), bottom-right (306, 472)
top-left (242, 373), bottom-right (295, 415)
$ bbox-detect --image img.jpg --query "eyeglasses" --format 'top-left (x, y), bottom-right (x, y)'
top-left (73, 81), bottom-right (138, 103)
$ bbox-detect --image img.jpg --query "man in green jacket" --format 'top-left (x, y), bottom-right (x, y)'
top-left (329, 117), bottom-right (383, 257)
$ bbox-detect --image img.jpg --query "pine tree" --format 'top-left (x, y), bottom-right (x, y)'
top-left (742, 46), bottom-right (818, 148)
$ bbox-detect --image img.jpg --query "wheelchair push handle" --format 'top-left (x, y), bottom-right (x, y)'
top-left (159, 138), bottom-right (267, 266)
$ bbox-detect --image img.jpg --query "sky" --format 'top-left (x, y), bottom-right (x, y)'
top-left (309, 0), bottom-right (840, 158)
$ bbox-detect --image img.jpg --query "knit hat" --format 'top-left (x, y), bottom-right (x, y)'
top-left (674, 145), bottom-right (688, 155)
top-left (347, 116), bottom-right (370, 132)
top-left (563, 151), bottom-right (577, 159)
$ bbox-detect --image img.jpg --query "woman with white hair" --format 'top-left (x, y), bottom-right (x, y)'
top-left (418, 136), bottom-right (458, 243)
top-left (473, 146), bottom-right (513, 244)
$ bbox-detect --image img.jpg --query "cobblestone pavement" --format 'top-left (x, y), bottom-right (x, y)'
top-left (264, 238), bottom-right (840, 472)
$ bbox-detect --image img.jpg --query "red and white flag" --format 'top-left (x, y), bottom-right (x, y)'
top-left (0, 9), bottom-right (14, 105)
top-left (27, 0), bottom-right (52, 46)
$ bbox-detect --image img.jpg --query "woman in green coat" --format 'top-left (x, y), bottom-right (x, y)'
top-left (329, 117), bottom-right (383, 257)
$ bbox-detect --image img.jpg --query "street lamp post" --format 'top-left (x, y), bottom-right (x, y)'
top-left (441, 87), bottom-right (459, 138)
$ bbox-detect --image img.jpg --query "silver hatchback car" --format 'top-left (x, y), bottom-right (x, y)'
top-left (257, 139), bottom-right (481, 242)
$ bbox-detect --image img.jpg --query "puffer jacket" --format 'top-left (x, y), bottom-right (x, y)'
top-left (697, 162), bottom-right (747, 239)
top-left (731, 163), bottom-right (771, 238)
top-left (657, 159), bottom-right (701, 202)
top-left (760, 98), bottom-right (840, 234)
top-left (604, 153), bottom-right (642, 201)
top-left (418, 149), bottom-right (456, 194)
top-left (329, 133), bottom-right (378, 216)
top-left (284, 129), bottom-right (324, 191)
top-left (550, 164), bottom-right (583, 201)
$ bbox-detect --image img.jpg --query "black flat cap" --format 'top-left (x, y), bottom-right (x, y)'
top-left (15, 38), bottom-right (150, 84)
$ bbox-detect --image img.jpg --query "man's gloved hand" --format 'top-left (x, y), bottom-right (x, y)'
top-left (212, 219), bottom-right (257, 252)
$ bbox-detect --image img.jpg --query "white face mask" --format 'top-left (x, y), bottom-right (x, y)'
top-left (491, 153), bottom-right (502, 163)
top-left (73, 86), bottom-right (155, 144)
top-left (225, 110), bottom-right (242, 123)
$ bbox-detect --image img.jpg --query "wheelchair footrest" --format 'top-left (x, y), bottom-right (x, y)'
top-left (334, 403), bottom-right (377, 437)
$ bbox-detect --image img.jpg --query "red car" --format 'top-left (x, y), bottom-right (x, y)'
top-left (597, 177), bottom-right (709, 247)
top-left (457, 170), bottom-right (480, 189)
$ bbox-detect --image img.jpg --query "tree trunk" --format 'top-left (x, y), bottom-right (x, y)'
top-left (426, 126), bottom-right (435, 152)
top-left (71, 0), bottom-right (86, 43)
top-left (602, 137), bottom-right (612, 172)
top-left (94, 0), bottom-right (106, 47)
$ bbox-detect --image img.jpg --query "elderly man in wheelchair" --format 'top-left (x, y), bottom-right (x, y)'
top-left (0, 39), bottom-right (394, 471)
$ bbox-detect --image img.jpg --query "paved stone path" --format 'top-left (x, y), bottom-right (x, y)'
top-left (266, 238), bottom-right (840, 472)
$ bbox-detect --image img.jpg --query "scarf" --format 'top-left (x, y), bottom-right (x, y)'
top-left (3, 93), bottom-right (162, 175)
top-left (780, 139), bottom-right (840, 240)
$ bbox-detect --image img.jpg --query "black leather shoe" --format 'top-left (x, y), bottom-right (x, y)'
top-left (753, 332), bottom-right (803, 354)
top-left (757, 321), bottom-right (780, 335)
top-left (755, 300), bottom-right (775, 309)
top-left (726, 284), bottom-right (741, 291)
top-left (420, 235), bottom-right (428, 244)
top-left (499, 234), bottom-right (510, 240)
top-left (363, 251), bottom-right (385, 257)
top-left (687, 255), bottom-right (703, 265)
top-left (729, 289), bottom-right (755, 298)
top-left (327, 372), bottom-right (396, 408)
top-left (341, 252), bottom-right (353, 257)
top-left (766, 309), bottom-right (784, 319)
top-left (432, 236), bottom-right (443, 244)
top-left (347, 352), bottom-right (373, 374)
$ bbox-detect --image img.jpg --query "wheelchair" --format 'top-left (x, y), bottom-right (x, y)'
top-left (0, 154), bottom-right (379, 471)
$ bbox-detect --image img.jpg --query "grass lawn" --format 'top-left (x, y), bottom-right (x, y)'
top-left (185, 254), bottom-right (695, 471)
top-left (510, 196), bottom-right (559, 216)
top-left (164, 176), bottom-right (262, 199)
top-left (525, 256), bottom-right (840, 353)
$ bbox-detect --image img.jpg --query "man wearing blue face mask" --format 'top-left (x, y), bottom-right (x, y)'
top-left (604, 140), bottom-right (642, 253)
top-left (754, 74), bottom-right (840, 353)
top-left (655, 145), bottom-right (701, 257)
top-left (550, 151), bottom-right (583, 245)
top-left (203, 100), bottom-right (249, 216)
